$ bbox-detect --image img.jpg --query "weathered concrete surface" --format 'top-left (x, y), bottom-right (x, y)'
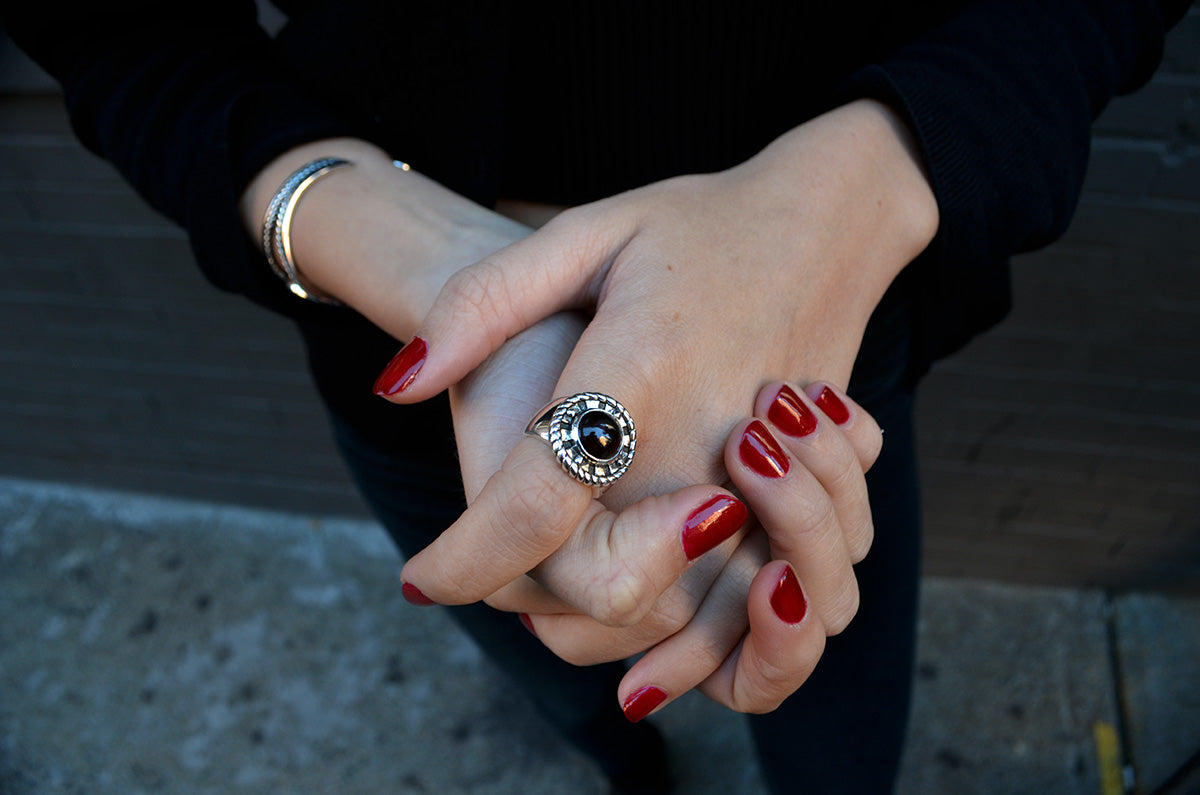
top-left (897, 581), bottom-right (1119, 795)
top-left (0, 481), bottom-right (604, 794)
top-left (2, 478), bottom-right (1197, 794)
top-left (1114, 593), bottom-right (1200, 793)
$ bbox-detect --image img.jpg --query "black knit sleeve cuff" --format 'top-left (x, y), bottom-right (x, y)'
top-left (183, 77), bottom-right (362, 319)
top-left (833, 0), bottom-right (1182, 273)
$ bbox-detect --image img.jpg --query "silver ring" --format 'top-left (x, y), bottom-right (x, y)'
top-left (524, 392), bottom-right (636, 493)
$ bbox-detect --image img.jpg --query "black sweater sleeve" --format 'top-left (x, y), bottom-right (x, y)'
top-left (838, 0), bottom-right (1189, 362)
top-left (846, 0), bottom-right (1189, 267)
top-left (2, 2), bottom-right (356, 317)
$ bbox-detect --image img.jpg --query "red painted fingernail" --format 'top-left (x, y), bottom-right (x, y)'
top-left (373, 336), bottom-right (427, 396)
top-left (622, 686), bottom-right (668, 723)
top-left (770, 566), bottom-right (808, 624)
top-left (739, 420), bottom-right (789, 478)
top-left (518, 613), bottom-right (538, 638)
top-left (681, 495), bottom-right (748, 561)
top-left (768, 385), bottom-right (818, 437)
top-left (811, 385), bottom-right (850, 425)
top-left (401, 582), bottom-right (436, 606)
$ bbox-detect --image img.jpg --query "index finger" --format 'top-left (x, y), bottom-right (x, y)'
top-left (400, 430), bottom-right (748, 625)
top-left (401, 437), bottom-right (592, 603)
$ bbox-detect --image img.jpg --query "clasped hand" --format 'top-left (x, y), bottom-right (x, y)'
top-left (247, 99), bottom-right (937, 719)
top-left (375, 100), bottom-right (937, 718)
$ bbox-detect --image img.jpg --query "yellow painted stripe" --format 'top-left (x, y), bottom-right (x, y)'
top-left (1094, 721), bottom-right (1124, 795)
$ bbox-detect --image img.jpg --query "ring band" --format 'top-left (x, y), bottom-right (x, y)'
top-left (524, 392), bottom-right (636, 493)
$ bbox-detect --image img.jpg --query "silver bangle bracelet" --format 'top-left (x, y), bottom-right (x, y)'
top-left (260, 157), bottom-right (351, 304)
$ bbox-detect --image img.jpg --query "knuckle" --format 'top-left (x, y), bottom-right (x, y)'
top-left (847, 518), bottom-right (875, 563)
top-left (552, 641), bottom-right (608, 668)
top-left (824, 449), bottom-right (865, 498)
top-left (589, 559), bottom-right (655, 627)
top-left (688, 630), bottom-right (739, 674)
top-left (859, 423), bottom-right (885, 471)
top-left (647, 578), bottom-right (706, 635)
top-left (790, 493), bottom-right (838, 538)
top-left (822, 580), bottom-right (861, 636)
top-left (734, 659), bottom-right (794, 715)
top-left (733, 636), bottom-right (826, 714)
top-left (442, 261), bottom-right (517, 345)
top-left (498, 470), bottom-right (572, 556)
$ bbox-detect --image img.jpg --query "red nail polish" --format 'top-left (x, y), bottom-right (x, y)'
top-left (373, 336), bottom-right (427, 396)
top-left (812, 385), bottom-right (850, 425)
top-left (622, 686), bottom-right (667, 723)
top-left (518, 613), bottom-right (538, 638)
top-left (401, 582), bottom-right (436, 606)
top-left (739, 420), bottom-right (789, 478)
top-left (768, 385), bottom-right (818, 437)
top-left (770, 566), bottom-right (808, 624)
top-left (681, 495), bottom-right (748, 561)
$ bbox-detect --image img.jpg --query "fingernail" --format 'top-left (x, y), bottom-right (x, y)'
top-left (373, 336), bottom-right (427, 396)
top-left (622, 686), bottom-right (667, 723)
top-left (770, 565), bottom-right (808, 624)
top-left (681, 495), bottom-right (748, 561)
top-left (401, 582), bottom-right (436, 606)
top-left (810, 385), bottom-right (850, 425)
top-left (518, 613), bottom-right (538, 638)
top-left (739, 420), bottom-right (789, 478)
top-left (768, 385), bottom-right (818, 437)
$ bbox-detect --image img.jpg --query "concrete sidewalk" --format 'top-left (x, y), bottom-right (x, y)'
top-left (1, 477), bottom-right (1197, 794)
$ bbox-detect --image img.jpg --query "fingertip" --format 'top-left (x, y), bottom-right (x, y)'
top-left (768, 564), bottom-right (808, 625)
top-left (518, 612), bottom-right (538, 638)
top-left (804, 382), bottom-right (850, 425)
top-left (681, 492), bottom-right (749, 561)
top-left (802, 381), bottom-right (883, 470)
top-left (765, 384), bottom-right (819, 438)
top-left (736, 419), bottom-right (790, 478)
top-left (401, 581), bottom-right (437, 606)
top-left (621, 685), bottom-right (668, 723)
top-left (373, 336), bottom-right (427, 399)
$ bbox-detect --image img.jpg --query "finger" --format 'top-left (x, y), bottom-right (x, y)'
top-left (399, 436), bottom-right (591, 604)
top-left (450, 311), bottom-right (587, 503)
top-left (373, 205), bottom-right (622, 402)
top-left (798, 381), bottom-right (883, 473)
top-left (726, 418), bottom-right (859, 632)
top-left (616, 552), bottom-right (828, 718)
top-left (543, 486), bottom-right (747, 628)
top-left (479, 576), bottom-right (581, 616)
top-left (532, 533), bottom-right (763, 667)
top-left (698, 561), bottom-right (826, 714)
top-left (755, 381), bottom-right (877, 565)
top-left (401, 435), bottom-right (749, 621)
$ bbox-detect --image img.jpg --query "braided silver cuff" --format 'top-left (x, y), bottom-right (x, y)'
top-left (261, 157), bottom-right (351, 304)
top-left (524, 392), bottom-right (636, 494)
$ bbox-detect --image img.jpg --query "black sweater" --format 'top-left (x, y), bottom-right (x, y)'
top-left (4, 0), bottom-right (1190, 451)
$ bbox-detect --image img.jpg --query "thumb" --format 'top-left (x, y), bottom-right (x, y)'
top-left (372, 209), bottom-right (617, 402)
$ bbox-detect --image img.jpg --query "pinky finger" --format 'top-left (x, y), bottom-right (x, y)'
top-left (616, 550), bottom-right (827, 721)
top-left (699, 561), bottom-right (827, 714)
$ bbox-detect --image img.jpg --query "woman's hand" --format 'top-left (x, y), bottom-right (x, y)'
top-left (451, 327), bottom-right (887, 716)
top-left (238, 137), bottom-right (531, 342)
top-left (521, 380), bottom-right (883, 717)
top-left (380, 100), bottom-right (937, 621)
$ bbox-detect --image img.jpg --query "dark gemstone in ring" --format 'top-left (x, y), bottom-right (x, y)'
top-left (577, 410), bottom-right (622, 461)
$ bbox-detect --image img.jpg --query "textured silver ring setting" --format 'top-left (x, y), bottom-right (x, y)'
top-left (524, 392), bottom-right (636, 492)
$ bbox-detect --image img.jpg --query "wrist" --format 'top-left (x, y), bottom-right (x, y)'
top-left (240, 139), bottom-right (523, 339)
top-left (731, 99), bottom-right (939, 326)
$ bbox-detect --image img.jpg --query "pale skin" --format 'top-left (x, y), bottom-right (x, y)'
top-left (240, 98), bottom-right (939, 717)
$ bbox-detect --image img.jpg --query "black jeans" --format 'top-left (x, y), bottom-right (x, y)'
top-left (326, 281), bottom-right (921, 794)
